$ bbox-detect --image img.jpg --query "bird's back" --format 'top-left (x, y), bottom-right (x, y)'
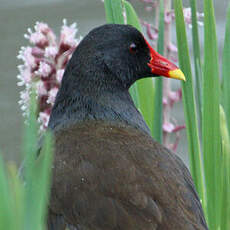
top-left (48, 120), bottom-right (207, 230)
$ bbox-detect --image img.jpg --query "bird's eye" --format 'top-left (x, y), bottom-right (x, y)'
top-left (129, 43), bottom-right (137, 54)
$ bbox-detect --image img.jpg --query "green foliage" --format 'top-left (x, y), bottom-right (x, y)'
top-left (219, 7), bottom-right (230, 228)
top-left (123, 0), bottom-right (142, 31)
top-left (222, 5), bottom-right (230, 132)
top-left (219, 106), bottom-right (230, 229)
top-left (174, 0), bottom-right (205, 208)
top-left (202, 0), bottom-right (221, 228)
top-left (175, 0), bottom-right (230, 229)
top-left (0, 92), bottom-right (53, 230)
top-left (104, 0), bottom-right (124, 24)
top-left (190, 0), bottom-right (203, 122)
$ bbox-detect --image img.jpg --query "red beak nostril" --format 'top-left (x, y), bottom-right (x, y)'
top-left (144, 38), bottom-right (186, 81)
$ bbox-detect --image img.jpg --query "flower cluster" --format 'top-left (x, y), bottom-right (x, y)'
top-left (140, 0), bottom-right (204, 58)
top-left (138, 0), bottom-right (203, 150)
top-left (142, 8), bottom-right (203, 43)
top-left (17, 20), bottom-right (81, 131)
top-left (162, 88), bottom-right (186, 151)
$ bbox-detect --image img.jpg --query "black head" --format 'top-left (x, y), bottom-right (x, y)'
top-left (49, 24), bottom-right (185, 131)
top-left (85, 24), bottom-right (153, 88)
top-left (65, 24), bottom-right (185, 91)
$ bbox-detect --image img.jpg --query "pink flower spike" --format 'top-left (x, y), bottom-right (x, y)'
top-left (183, 8), bottom-right (192, 25)
top-left (197, 21), bottom-right (204, 27)
top-left (35, 22), bottom-right (57, 46)
top-left (18, 20), bottom-right (81, 131)
top-left (168, 43), bottom-right (178, 53)
top-left (172, 125), bottom-right (186, 133)
top-left (198, 12), bottom-right (204, 18)
top-left (38, 111), bottom-right (50, 130)
top-left (60, 19), bottom-right (78, 47)
top-left (164, 11), bottom-right (173, 24)
top-left (32, 47), bottom-right (44, 58)
top-left (17, 65), bottom-right (32, 86)
top-left (18, 90), bottom-right (30, 115)
top-left (146, 23), bottom-right (158, 40)
top-left (30, 31), bottom-right (47, 45)
top-left (163, 122), bottom-right (175, 133)
top-left (163, 97), bottom-right (168, 106)
top-left (47, 87), bottom-right (59, 105)
top-left (36, 81), bottom-right (48, 96)
top-left (19, 90), bottom-right (30, 105)
top-left (45, 46), bottom-right (58, 58)
top-left (35, 62), bottom-right (52, 77)
top-left (172, 137), bottom-right (180, 152)
top-left (25, 22), bottom-right (56, 47)
top-left (168, 89), bottom-right (182, 106)
top-left (34, 22), bottom-right (49, 34)
top-left (169, 91), bottom-right (179, 102)
top-left (18, 47), bottom-right (36, 69)
top-left (56, 69), bottom-right (65, 83)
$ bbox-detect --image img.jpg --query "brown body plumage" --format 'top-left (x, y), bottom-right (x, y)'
top-left (48, 121), bottom-right (207, 230)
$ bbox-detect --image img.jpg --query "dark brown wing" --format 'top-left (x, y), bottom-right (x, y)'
top-left (48, 121), bottom-right (208, 230)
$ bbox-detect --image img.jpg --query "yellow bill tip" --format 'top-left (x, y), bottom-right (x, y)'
top-left (168, 69), bottom-right (186, 81)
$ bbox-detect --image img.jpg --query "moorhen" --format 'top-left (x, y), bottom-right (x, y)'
top-left (47, 24), bottom-right (208, 230)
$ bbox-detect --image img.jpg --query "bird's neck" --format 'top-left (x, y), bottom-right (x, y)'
top-left (48, 80), bottom-right (150, 135)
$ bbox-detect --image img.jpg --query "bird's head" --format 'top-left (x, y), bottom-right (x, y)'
top-left (49, 24), bottom-right (185, 130)
top-left (66, 24), bottom-right (185, 90)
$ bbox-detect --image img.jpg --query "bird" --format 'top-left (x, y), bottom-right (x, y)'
top-left (47, 24), bottom-right (208, 230)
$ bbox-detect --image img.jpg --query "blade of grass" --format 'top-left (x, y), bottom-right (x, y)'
top-left (23, 90), bottom-right (40, 230)
top-left (219, 106), bottom-right (230, 230)
top-left (7, 163), bottom-right (25, 230)
top-left (189, 0), bottom-right (203, 125)
top-left (111, 0), bottom-right (124, 24)
top-left (104, 0), bottom-right (124, 24)
top-left (23, 90), bottom-right (53, 230)
top-left (222, 4), bottom-right (230, 133)
top-left (152, 0), bottom-right (164, 143)
top-left (220, 7), bottom-right (230, 229)
top-left (203, 0), bottom-right (221, 228)
top-left (135, 78), bottom-right (155, 134)
top-left (174, 0), bottom-right (205, 210)
top-left (129, 85), bottom-right (140, 108)
top-left (123, 0), bottom-right (142, 31)
top-left (104, 0), bottom-right (114, 23)
top-left (33, 132), bottom-right (53, 230)
top-left (0, 155), bottom-right (13, 230)
top-left (156, 0), bottom-right (164, 55)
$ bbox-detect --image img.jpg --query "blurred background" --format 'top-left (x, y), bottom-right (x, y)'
top-left (0, 0), bottom-right (228, 165)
